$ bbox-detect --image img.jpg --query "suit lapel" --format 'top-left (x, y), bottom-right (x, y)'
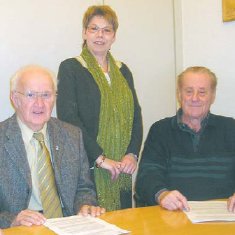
top-left (47, 119), bottom-right (65, 184)
top-left (5, 115), bottom-right (31, 186)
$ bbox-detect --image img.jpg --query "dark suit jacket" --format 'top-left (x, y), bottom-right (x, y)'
top-left (0, 114), bottom-right (97, 228)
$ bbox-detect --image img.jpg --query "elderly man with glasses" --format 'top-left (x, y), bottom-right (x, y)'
top-left (0, 65), bottom-right (105, 228)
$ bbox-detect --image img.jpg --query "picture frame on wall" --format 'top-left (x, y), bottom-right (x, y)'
top-left (222, 0), bottom-right (235, 22)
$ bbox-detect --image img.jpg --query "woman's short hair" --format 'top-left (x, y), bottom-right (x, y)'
top-left (82, 5), bottom-right (118, 47)
top-left (83, 5), bottom-right (118, 32)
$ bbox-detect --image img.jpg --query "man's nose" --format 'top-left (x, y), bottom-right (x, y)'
top-left (34, 95), bottom-right (44, 105)
top-left (192, 91), bottom-right (200, 100)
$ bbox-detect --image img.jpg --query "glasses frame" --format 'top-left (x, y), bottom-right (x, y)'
top-left (86, 25), bottom-right (114, 35)
top-left (14, 91), bottom-right (56, 101)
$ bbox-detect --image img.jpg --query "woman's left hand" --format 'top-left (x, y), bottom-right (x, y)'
top-left (120, 154), bottom-right (137, 174)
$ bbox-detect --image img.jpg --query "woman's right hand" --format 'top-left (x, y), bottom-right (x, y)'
top-left (96, 156), bottom-right (121, 180)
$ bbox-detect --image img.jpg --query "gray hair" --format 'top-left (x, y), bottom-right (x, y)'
top-left (177, 66), bottom-right (217, 92)
top-left (10, 64), bottom-right (57, 92)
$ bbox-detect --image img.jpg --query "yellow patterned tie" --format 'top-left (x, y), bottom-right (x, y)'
top-left (33, 132), bottom-right (63, 218)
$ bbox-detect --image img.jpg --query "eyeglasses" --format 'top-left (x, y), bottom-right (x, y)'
top-left (15, 91), bottom-right (55, 100)
top-left (87, 25), bottom-right (114, 35)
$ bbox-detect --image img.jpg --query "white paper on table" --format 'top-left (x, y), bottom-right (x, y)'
top-left (184, 201), bottom-right (235, 223)
top-left (44, 215), bottom-right (130, 235)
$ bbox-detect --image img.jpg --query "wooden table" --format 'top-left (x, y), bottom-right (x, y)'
top-left (3, 205), bottom-right (235, 234)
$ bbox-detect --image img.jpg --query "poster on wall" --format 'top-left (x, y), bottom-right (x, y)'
top-left (222, 0), bottom-right (235, 22)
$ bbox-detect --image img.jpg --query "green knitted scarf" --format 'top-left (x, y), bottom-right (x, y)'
top-left (81, 47), bottom-right (134, 211)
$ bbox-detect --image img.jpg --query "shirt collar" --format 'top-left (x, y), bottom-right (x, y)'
top-left (175, 108), bottom-right (210, 134)
top-left (17, 117), bottom-right (47, 144)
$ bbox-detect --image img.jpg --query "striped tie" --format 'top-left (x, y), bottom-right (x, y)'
top-left (33, 132), bottom-right (63, 218)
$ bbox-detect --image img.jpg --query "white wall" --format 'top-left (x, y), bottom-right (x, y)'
top-left (2, 1), bottom-right (235, 134)
top-left (176, 0), bottom-right (235, 117)
top-left (0, 0), bottom-right (176, 141)
top-left (0, 0), bottom-right (102, 120)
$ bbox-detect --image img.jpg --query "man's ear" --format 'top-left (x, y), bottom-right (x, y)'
top-left (211, 90), bottom-right (216, 105)
top-left (176, 88), bottom-right (182, 106)
top-left (10, 91), bottom-right (20, 108)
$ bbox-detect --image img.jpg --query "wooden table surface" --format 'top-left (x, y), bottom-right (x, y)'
top-left (3, 205), bottom-right (235, 235)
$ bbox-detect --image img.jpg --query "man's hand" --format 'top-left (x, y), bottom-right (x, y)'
top-left (78, 205), bottom-right (105, 217)
top-left (11, 209), bottom-right (46, 227)
top-left (227, 193), bottom-right (235, 212)
top-left (158, 190), bottom-right (189, 211)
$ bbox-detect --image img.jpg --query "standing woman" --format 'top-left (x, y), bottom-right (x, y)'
top-left (56, 5), bottom-right (143, 211)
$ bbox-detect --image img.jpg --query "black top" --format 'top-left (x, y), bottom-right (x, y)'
top-left (56, 58), bottom-right (143, 166)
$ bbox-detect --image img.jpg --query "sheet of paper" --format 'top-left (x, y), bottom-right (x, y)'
top-left (44, 215), bottom-right (130, 235)
top-left (184, 201), bottom-right (235, 223)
